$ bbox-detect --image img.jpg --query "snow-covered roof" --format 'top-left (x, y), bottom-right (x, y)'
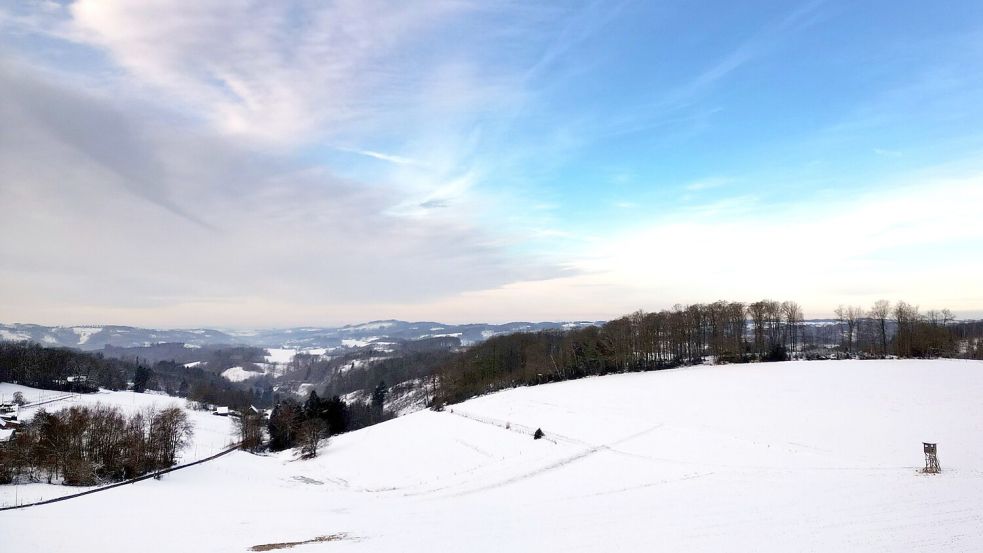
top-left (0, 428), bottom-right (14, 442)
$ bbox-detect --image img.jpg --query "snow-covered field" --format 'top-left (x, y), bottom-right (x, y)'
top-left (264, 348), bottom-right (298, 364)
top-left (2, 359), bottom-right (982, 552)
top-left (222, 366), bottom-right (262, 382)
top-left (0, 383), bottom-right (235, 506)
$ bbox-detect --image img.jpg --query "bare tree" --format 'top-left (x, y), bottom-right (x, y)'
top-left (868, 300), bottom-right (891, 357)
top-left (893, 301), bottom-right (920, 357)
top-left (299, 419), bottom-right (328, 459)
top-left (834, 305), bottom-right (863, 356)
top-left (781, 301), bottom-right (803, 357)
top-left (747, 301), bottom-right (768, 358)
top-left (148, 407), bottom-right (194, 473)
top-left (941, 309), bottom-right (955, 327)
top-left (235, 411), bottom-right (265, 452)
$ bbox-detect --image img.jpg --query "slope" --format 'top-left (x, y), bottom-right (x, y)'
top-left (1, 359), bottom-right (981, 552)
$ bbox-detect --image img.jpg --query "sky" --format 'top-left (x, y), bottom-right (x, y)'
top-left (1, 0), bottom-right (982, 328)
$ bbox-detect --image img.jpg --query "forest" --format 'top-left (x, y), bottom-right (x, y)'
top-left (433, 299), bottom-right (983, 405)
top-left (237, 388), bottom-right (395, 459)
top-left (0, 342), bottom-right (264, 409)
top-left (0, 405), bottom-right (193, 486)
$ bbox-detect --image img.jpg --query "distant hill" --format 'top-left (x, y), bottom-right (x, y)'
top-left (0, 320), bottom-right (604, 351)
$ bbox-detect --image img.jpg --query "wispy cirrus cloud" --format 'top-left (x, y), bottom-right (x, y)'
top-left (340, 148), bottom-right (426, 167)
top-left (3, 0), bottom-right (983, 326)
top-left (0, 52), bottom-right (566, 326)
top-left (57, 0), bottom-right (475, 144)
top-left (685, 177), bottom-right (732, 191)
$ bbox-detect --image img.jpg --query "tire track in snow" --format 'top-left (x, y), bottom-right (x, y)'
top-left (443, 408), bottom-right (913, 475)
top-left (572, 470), bottom-right (716, 499)
top-left (439, 409), bottom-right (672, 498)
top-left (443, 407), bottom-right (566, 445)
top-left (445, 444), bottom-right (607, 498)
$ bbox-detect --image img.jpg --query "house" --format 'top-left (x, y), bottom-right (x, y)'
top-left (0, 414), bottom-right (19, 442)
top-left (0, 404), bottom-right (17, 420)
top-left (213, 406), bottom-right (230, 416)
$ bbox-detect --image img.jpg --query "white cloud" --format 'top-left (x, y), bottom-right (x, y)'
top-left (572, 174), bottom-right (983, 316)
top-left (0, 60), bottom-right (565, 327)
top-left (57, 0), bottom-right (474, 144)
top-left (3, 0), bottom-right (981, 327)
top-left (341, 148), bottom-right (425, 167)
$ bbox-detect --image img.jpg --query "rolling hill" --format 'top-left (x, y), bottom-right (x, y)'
top-left (2, 359), bottom-right (981, 552)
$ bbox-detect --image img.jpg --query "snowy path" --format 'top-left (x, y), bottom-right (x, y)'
top-left (0, 442), bottom-right (241, 511)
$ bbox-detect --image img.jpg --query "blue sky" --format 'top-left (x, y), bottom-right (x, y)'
top-left (1, 1), bottom-right (982, 327)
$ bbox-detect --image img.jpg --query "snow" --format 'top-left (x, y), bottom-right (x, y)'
top-left (264, 348), bottom-right (297, 364)
top-left (0, 382), bottom-right (235, 507)
top-left (342, 338), bottom-right (374, 348)
top-left (344, 356), bottom-right (389, 371)
top-left (220, 366), bottom-right (261, 382)
top-left (3, 359), bottom-right (983, 552)
top-left (183, 361), bottom-right (203, 368)
top-left (425, 332), bottom-right (462, 339)
top-left (71, 326), bottom-right (102, 345)
top-left (0, 329), bottom-right (31, 342)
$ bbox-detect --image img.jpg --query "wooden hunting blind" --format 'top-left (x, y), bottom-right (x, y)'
top-left (923, 442), bottom-right (940, 474)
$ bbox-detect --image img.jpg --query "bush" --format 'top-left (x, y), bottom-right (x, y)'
top-left (763, 344), bottom-right (789, 362)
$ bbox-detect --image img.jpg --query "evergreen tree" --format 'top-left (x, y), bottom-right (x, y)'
top-left (303, 390), bottom-right (324, 418)
top-left (372, 381), bottom-right (387, 411)
top-left (324, 395), bottom-right (350, 434)
top-left (133, 366), bottom-right (153, 393)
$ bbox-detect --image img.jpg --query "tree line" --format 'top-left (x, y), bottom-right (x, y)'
top-left (0, 342), bottom-right (266, 410)
top-left (434, 299), bottom-right (980, 405)
top-left (0, 342), bottom-right (129, 392)
top-left (257, 388), bottom-right (394, 458)
top-left (0, 405), bottom-right (193, 486)
top-left (832, 300), bottom-right (972, 358)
